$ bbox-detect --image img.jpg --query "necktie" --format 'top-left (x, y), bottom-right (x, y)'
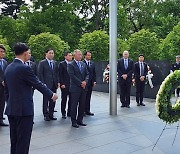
top-left (140, 62), bottom-right (144, 76)
top-left (124, 59), bottom-right (128, 70)
top-left (88, 61), bottom-right (90, 67)
top-left (77, 62), bottom-right (82, 72)
top-left (50, 61), bottom-right (53, 69)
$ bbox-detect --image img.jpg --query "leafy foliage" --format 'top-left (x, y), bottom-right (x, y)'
top-left (128, 29), bottom-right (160, 60)
top-left (28, 32), bottom-right (70, 61)
top-left (160, 22), bottom-right (180, 62)
top-left (0, 35), bottom-right (13, 61)
top-left (79, 30), bottom-right (129, 61)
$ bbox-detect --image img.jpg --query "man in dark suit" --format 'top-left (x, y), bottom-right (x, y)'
top-left (83, 51), bottom-right (96, 116)
top-left (117, 51), bottom-right (134, 108)
top-left (171, 55), bottom-right (180, 97)
top-left (134, 54), bottom-right (148, 106)
top-left (68, 49), bottom-right (89, 128)
top-left (38, 48), bottom-right (59, 121)
top-left (0, 44), bottom-right (8, 126)
top-left (59, 51), bottom-right (73, 119)
top-left (4, 42), bottom-right (58, 154)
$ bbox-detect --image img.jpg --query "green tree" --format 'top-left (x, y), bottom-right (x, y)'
top-left (0, 0), bottom-right (26, 19)
top-left (128, 29), bottom-right (160, 60)
top-left (160, 22), bottom-right (180, 62)
top-left (0, 35), bottom-right (13, 61)
top-left (79, 30), bottom-right (128, 61)
top-left (28, 32), bottom-right (70, 61)
top-left (25, 5), bottom-right (82, 50)
top-left (0, 16), bottom-right (29, 47)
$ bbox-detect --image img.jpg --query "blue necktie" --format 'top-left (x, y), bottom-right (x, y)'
top-left (77, 62), bottom-right (82, 72)
top-left (50, 61), bottom-right (53, 70)
top-left (124, 59), bottom-right (128, 70)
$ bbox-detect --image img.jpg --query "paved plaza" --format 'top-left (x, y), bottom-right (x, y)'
top-left (0, 90), bottom-right (180, 154)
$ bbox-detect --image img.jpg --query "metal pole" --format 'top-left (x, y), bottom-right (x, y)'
top-left (109, 0), bottom-right (117, 115)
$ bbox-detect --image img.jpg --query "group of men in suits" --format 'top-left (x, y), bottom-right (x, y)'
top-left (35, 49), bottom-right (96, 126)
top-left (118, 51), bottom-right (148, 108)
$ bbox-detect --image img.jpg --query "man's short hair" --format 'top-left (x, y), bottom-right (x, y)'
top-left (176, 55), bottom-right (180, 58)
top-left (73, 49), bottom-right (81, 55)
top-left (139, 54), bottom-right (144, 57)
top-left (84, 51), bottom-right (91, 56)
top-left (45, 48), bottom-right (54, 53)
top-left (13, 42), bottom-right (29, 55)
top-left (0, 44), bottom-right (6, 51)
top-left (64, 51), bottom-right (71, 56)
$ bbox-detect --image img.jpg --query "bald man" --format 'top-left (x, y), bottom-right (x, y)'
top-left (117, 51), bottom-right (134, 108)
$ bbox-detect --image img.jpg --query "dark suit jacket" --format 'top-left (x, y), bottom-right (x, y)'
top-left (117, 58), bottom-right (134, 81)
top-left (171, 63), bottom-right (180, 72)
top-left (59, 61), bottom-right (70, 89)
top-left (30, 61), bottom-right (37, 76)
top-left (83, 60), bottom-right (96, 87)
top-left (67, 60), bottom-right (89, 93)
top-left (134, 62), bottom-right (148, 80)
top-left (38, 59), bottom-right (59, 89)
top-left (4, 59), bottom-right (53, 116)
top-left (0, 59), bottom-right (8, 87)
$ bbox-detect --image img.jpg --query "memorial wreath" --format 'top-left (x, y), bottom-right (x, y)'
top-left (156, 70), bottom-right (180, 124)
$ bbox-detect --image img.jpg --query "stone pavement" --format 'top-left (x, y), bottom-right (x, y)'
top-left (0, 90), bottom-right (180, 154)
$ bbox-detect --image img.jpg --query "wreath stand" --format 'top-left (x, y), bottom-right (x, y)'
top-left (152, 121), bottom-right (180, 151)
top-left (153, 97), bottom-right (180, 151)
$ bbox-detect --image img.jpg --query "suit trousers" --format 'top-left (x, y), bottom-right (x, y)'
top-left (0, 86), bottom-right (5, 120)
top-left (136, 80), bottom-right (145, 104)
top-left (85, 86), bottom-right (93, 113)
top-left (8, 115), bottom-right (33, 154)
top-left (43, 84), bottom-right (57, 117)
top-left (70, 91), bottom-right (86, 124)
top-left (119, 79), bottom-right (131, 106)
top-left (61, 88), bottom-right (71, 116)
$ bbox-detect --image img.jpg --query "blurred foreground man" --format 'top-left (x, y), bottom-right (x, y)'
top-left (4, 43), bottom-right (58, 154)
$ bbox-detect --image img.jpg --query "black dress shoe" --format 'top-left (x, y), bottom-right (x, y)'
top-left (62, 115), bottom-right (66, 119)
top-left (77, 122), bottom-right (87, 126)
top-left (72, 123), bottom-right (79, 128)
top-left (44, 116), bottom-right (50, 121)
top-left (86, 112), bottom-right (94, 116)
top-left (140, 103), bottom-right (145, 106)
top-left (126, 105), bottom-right (130, 108)
top-left (137, 103), bottom-right (140, 106)
top-left (0, 122), bottom-right (9, 127)
top-left (49, 116), bottom-right (57, 120)
top-left (121, 105), bottom-right (126, 108)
